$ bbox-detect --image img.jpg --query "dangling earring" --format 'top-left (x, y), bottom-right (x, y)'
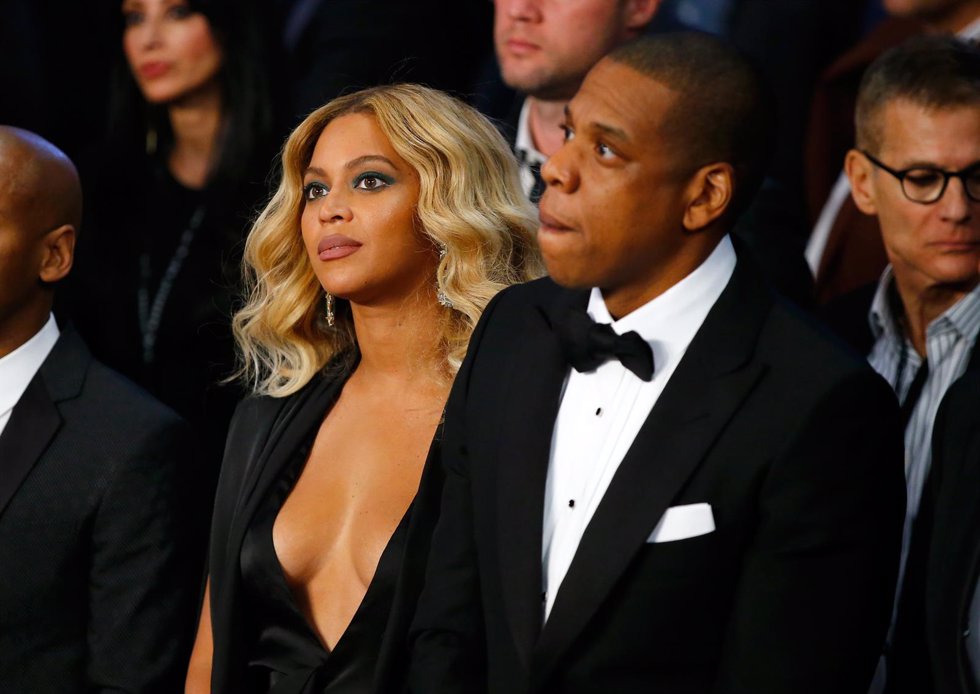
top-left (436, 243), bottom-right (453, 309)
top-left (145, 126), bottom-right (158, 156)
top-left (324, 292), bottom-right (335, 327)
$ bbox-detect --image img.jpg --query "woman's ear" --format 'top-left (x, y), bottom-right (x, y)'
top-left (682, 163), bottom-right (734, 232)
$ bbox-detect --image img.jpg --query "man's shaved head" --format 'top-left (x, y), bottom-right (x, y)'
top-left (0, 126), bottom-right (82, 237)
top-left (0, 126), bottom-right (82, 356)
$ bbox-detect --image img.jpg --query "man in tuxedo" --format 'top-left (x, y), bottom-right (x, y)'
top-left (409, 33), bottom-right (906, 694)
top-left (0, 126), bottom-right (199, 692)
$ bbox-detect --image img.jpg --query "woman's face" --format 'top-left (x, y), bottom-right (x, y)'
top-left (121, 0), bottom-right (223, 105)
top-left (300, 113), bottom-right (436, 308)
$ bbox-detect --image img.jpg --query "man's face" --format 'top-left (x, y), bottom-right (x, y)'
top-left (538, 59), bottom-right (694, 313)
top-left (852, 99), bottom-right (980, 296)
top-left (0, 183), bottom-right (46, 329)
top-left (494, 0), bottom-right (639, 100)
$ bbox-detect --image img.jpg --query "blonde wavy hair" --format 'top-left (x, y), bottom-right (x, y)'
top-left (233, 84), bottom-right (543, 397)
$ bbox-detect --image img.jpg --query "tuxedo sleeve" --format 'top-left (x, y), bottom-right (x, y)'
top-left (714, 370), bottom-right (905, 694)
top-left (85, 414), bottom-right (199, 694)
top-left (408, 292), bottom-right (510, 694)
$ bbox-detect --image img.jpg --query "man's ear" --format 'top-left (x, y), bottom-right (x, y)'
top-left (682, 163), bottom-right (734, 233)
top-left (623, 0), bottom-right (660, 33)
top-left (845, 149), bottom-right (878, 216)
top-left (38, 224), bottom-right (75, 284)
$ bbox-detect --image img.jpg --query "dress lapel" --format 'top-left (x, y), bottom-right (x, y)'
top-left (224, 360), bottom-right (356, 571)
top-left (496, 286), bottom-right (588, 664)
top-left (532, 261), bottom-right (772, 682)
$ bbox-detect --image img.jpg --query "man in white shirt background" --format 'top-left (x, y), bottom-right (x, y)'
top-left (0, 126), bottom-right (199, 693)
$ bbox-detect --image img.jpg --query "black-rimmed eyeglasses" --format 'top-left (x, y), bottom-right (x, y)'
top-left (860, 150), bottom-right (980, 205)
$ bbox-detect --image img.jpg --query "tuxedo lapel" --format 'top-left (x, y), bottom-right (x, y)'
top-left (496, 287), bottom-right (588, 664)
top-left (532, 261), bottom-right (772, 682)
top-left (0, 376), bottom-right (60, 518)
top-left (0, 329), bottom-right (88, 519)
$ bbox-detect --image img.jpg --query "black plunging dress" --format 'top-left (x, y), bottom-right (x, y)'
top-left (238, 437), bottom-right (412, 694)
top-left (207, 363), bottom-right (445, 694)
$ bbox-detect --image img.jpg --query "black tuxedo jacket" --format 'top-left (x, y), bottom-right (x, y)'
top-left (0, 328), bottom-right (198, 693)
top-left (409, 257), bottom-right (906, 693)
top-left (207, 359), bottom-right (446, 694)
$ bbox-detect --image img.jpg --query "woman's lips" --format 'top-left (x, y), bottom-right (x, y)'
top-left (139, 61), bottom-right (171, 79)
top-left (317, 234), bottom-right (362, 260)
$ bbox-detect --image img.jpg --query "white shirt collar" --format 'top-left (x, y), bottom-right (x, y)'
top-left (587, 235), bottom-right (737, 370)
top-left (515, 98), bottom-right (547, 165)
top-left (0, 314), bottom-right (60, 417)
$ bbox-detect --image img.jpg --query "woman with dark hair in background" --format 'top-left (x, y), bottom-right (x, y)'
top-left (69, 0), bottom-right (280, 491)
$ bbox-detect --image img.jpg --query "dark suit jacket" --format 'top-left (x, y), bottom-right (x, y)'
top-left (886, 348), bottom-right (980, 694)
top-left (409, 256), bottom-right (906, 693)
top-left (0, 328), bottom-right (198, 693)
top-left (207, 358), bottom-right (446, 694)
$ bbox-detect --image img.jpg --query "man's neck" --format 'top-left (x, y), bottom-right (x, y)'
top-left (167, 83), bottom-right (223, 190)
top-left (528, 97), bottom-right (569, 157)
top-left (892, 274), bottom-right (975, 356)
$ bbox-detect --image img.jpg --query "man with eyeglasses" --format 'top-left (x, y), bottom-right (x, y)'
top-left (834, 35), bottom-right (980, 694)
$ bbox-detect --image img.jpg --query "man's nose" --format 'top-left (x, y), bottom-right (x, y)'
top-left (540, 143), bottom-right (579, 194)
top-left (937, 176), bottom-right (973, 224)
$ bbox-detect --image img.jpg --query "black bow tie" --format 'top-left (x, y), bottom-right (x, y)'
top-left (557, 309), bottom-right (655, 381)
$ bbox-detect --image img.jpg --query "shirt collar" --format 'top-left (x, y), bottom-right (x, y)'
top-left (959, 15), bottom-right (980, 40)
top-left (0, 314), bottom-right (60, 416)
top-left (869, 266), bottom-right (980, 344)
top-left (587, 235), bottom-right (737, 367)
top-left (515, 98), bottom-right (547, 166)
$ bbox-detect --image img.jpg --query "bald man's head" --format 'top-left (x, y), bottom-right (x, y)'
top-left (0, 126), bottom-right (82, 237)
top-left (0, 127), bottom-right (81, 356)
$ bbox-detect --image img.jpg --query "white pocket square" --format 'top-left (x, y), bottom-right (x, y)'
top-left (646, 503), bottom-right (715, 543)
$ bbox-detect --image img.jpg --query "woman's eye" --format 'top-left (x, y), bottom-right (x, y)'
top-left (122, 10), bottom-right (143, 27)
top-left (560, 124), bottom-right (574, 142)
top-left (167, 4), bottom-right (193, 19)
top-left (354, 173), bottom-right (392, 191)
top-left (303, 182), bottom-right (328, 201)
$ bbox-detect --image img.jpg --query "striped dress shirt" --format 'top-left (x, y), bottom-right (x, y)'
top-left (868, 268), bottom-right (980, 610)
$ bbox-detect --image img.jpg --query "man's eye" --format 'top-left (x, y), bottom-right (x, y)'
top-left (905, 170), bottom-right (942, 189)
top-left (596, 142), bottom-right (615, 159)
top-left (560, 124), bottom-right (574, 142)
top-left (303, 182), bottom-right (328, 201)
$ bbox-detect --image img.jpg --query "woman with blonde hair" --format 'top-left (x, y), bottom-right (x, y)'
top-left (185, 83), bottom-right (541, 694)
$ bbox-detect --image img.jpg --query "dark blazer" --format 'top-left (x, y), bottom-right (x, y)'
top-left (409, 256), bottom-right (906, 693)
top-left (886, 347), bottom-right (980, 694)
top-left (0, 328), bottom-right (198, 693)
top-left (207, 359), bottom-right (446, 694)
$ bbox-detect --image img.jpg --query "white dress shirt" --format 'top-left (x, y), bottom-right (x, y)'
top-left (0, 314), bottom-right (59, 438)
top-left (541, 236), bottom-right (736, 621)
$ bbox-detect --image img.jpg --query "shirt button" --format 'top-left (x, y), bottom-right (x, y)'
top-left (964, 628), bottom-right (971, 638)
top-left (595, 407), bottom-right (603, 417)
